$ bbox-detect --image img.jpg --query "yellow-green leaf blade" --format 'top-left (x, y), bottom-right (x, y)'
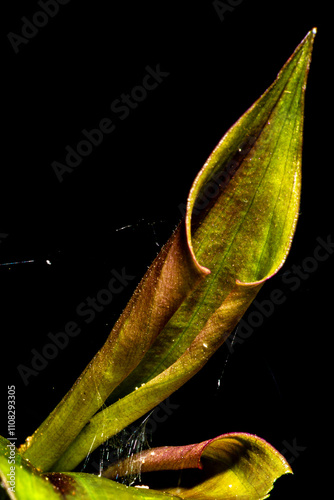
top-left (0, 436), bottom-right (59, 500)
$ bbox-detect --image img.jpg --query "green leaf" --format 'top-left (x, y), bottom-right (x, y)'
top-left (0, 436), bottom-right (180, 500)
top-left (0, 435), bottom-right (59, 500)
top-left (22, 29), bottom-right (316, 472)
top-left (103, 432), bottom-right (292, 500)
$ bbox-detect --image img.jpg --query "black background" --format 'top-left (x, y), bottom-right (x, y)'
top-left (1, 1), bottom-right (332, 498)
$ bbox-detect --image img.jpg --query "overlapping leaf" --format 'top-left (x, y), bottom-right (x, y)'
top-left (21, 29), bottom-right (316, 475)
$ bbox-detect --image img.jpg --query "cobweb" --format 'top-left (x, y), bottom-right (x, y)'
top-left (101, 414), bottom-right (153, 485)
top-left (216, 327), bottom-right (238, 390)
top-left (80, 378), bottom-right (154, 485)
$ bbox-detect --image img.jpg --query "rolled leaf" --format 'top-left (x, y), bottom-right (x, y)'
top-left (111, 26), bottom-right (316, 397)
top-left (103, 432), bottom-right (292, 500)
top-left (22, 29), bottom-right (315, 473)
